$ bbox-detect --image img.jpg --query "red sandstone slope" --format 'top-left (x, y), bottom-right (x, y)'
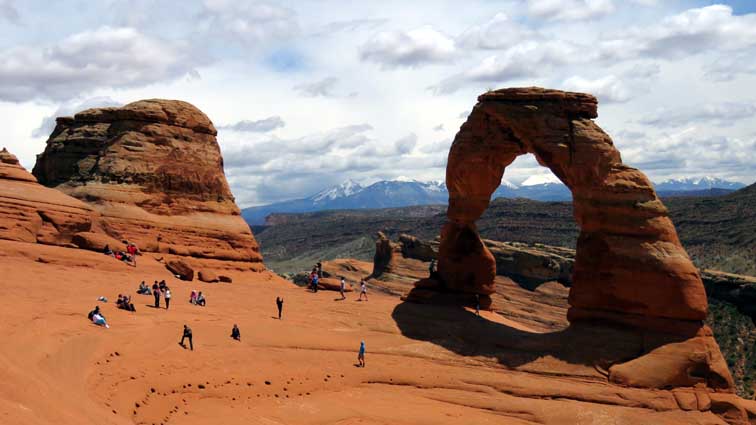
top-left (31, 99), bottom-right (263, 273)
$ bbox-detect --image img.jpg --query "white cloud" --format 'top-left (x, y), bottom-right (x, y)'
top-left (293, 77), bottom-right (340, 97)
top-left (0, 26), bottom-right (198, 102)
top-left (599, 5), bottom-right (756, 61)
top-left (431, 40), bottom-right (578, 94)
top-left (360, 26), bottom-right (457, 68)
top-left (456, 13), bottom-right (534, 50)
top-left (219, 116), bottom-right (285, 133)
top-left (198, 0), bottom-right (299, 45)
top-left (527, 0), bottom-right (615, 22)
top-left (561, 75), bottom-right (632, 103)
top-left (639, 103), bottom-right (756, 128)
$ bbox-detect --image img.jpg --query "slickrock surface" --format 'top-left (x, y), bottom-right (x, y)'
top-left (32, 99), bottom-right (263, 272)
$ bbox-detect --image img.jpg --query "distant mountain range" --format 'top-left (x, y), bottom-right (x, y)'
top-left (241, 176), bottom-right (746, 225)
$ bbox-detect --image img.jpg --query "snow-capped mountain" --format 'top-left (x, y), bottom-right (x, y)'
top-left (242, 176), bottom-right (745, 225)
top-left (655, 177), bottom-right (745, 192)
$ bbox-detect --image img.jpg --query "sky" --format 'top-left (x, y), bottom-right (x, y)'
top-left (1, 0), bottom-right (755, 207)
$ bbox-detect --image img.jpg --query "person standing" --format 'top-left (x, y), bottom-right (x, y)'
top-left (339, 277), bottom-right (347, 300)
top-left (153, 282), bottom-right (161, 308)
top-left (357, 341), bottom-right (366, 367)
top-left (180, 324), bottom-right (193, 350)
top-left (475, 294), bottom-right (480, 317)
top-left (164, 286), bottom-right (172, 310)
top-left (127, 243), bottom-right (138, 266)
top-left (276, 297), bottom-right (284, 320)
top-left (359, 279), bottom-right (368, 301)
top-left (317, 262), bottom-right (323, 278)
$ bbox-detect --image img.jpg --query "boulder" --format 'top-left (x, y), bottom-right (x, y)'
top-left (32, 99), bottom-right (264, 271)
top-left (218, 275), bottom-right (232, 283)
top-left (71, 232), bottom-right (123, 252)
top-left (166, 259), bottom-right (194, 281)
top-left (198, 270), bottom-right (220, 283)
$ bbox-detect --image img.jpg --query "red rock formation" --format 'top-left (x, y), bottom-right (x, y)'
top-left (32, 99), bottom-right (263, 272)
top-left (0, 148), bottom-right (94, 246)
top-left (438, 87), bottom-right (735, 400)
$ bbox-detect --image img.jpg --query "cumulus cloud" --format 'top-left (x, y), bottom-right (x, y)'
top-left (527, 0), bottom-right (615, 22)
top-left (639, 103), bottom-right (756, 128)
top-left (561, 75), bottom-right (633, 103)
top-left (431, 40), bottom-right (577, 94)
top-left (293, 77), bottom-right (340, 97)
top-left (31, 97), bottom-right (122, 138)
top-left (219, 116), bottom-right (285, 133)
top-left (598, 5), bottom-right (756, 62)
top-left (0, 26), bottom-right (198, 102)
top-left (456, 13), bottom-right (534, 50)
top-left (360, 26), bottom-right (456, 68)
top-left (198, 0), bottom-right (300, 45)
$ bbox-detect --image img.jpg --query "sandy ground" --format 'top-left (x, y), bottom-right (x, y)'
top-left (0, 240), bottom-right (736, 425)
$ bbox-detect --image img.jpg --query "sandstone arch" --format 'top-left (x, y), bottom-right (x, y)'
top-left (438, 87), bottom-right (708, 330)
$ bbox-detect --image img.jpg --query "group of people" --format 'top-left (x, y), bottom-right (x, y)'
top-left (103, 242), bottom-right (139, 266)
top-left (116, 294), bottom-right (136, 312)
top-left (149, 280), bottom-right (172, 309)
top-left (189, 290), bottom-right (206, 306)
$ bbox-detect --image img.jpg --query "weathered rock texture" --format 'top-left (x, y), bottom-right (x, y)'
top-left (441, 88), bottom-right (707, 325)
top-left (0, 148), bottom-right (94, 246)
top-left (437, 88), bottom-right (736, 406)
top-left (31, 99), bottom-right (263, 272)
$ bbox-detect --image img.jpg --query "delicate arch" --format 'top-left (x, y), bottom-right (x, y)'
top-left (438, 88), bottom-right (707, 328)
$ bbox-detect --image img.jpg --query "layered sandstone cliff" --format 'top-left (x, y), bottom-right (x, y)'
top-left (30, 99), bottom-right (263, 272)
top-left (0, 148), bottom-right (95, 246)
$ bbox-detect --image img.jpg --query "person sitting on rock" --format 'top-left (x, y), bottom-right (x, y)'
top-left (196, 291), bottom-right (206, 307)
top-left (137, 281), bottom-right (151, 295)
top-left (103, 244), bottom-right (113, 256)
top-left (88, 306), bottom-right (102, 321)
top-left (189, 290), bottom-right (198, 305)
top-left (231, 324), bottom-right (241, 341)
top-left (92, 312), bottom-right (109, 328)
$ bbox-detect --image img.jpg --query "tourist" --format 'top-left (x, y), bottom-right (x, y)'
top-left (276, 297), bottom-right (283, 320)
top-left (87, 306), bottom-right (102, 321)
top-left (317, 262), bottom-right (323, 278)
top-left (196, 291), bottom-right (206, 307)
top-left (190, 290), bottom-right (198, 305)
top-left (164, 286), bottom-right (172, 309)
top-left (137, 281), bottom-right (151, 295)
top-left (103, 244), bottom-right (113, 256)
top-left (357, 341), bottom-right (366, 367)
top-left (126, 243), bottom-right (138, 266)
top-left (340, 277), bottom-right (347, 300)
top-left (231, 324), bottom-right (241, 341)
top-left (159, 280), bottom-right (167, 292)
top-left (180, 325), bottom-right (193, 350)
top-left (92, 312), bottom-right (109, 328)
top-left (475, 294), bottom-right (481, 316)
top-left (359, 279), bottom-right (368, 301)
top-left (312, 272), bottom-right (319, 293)
top-left (428, 259), bottom-right (436, 277)
top-left (153, 282), bottom-right (161, 308)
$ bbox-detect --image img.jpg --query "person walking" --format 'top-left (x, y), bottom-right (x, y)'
top-left (164, 286), bottom-right (172, 310)
top-left (180, 324), bottom-right (193, 350)
top-left (276, 297), bottom-right (284, 320)
top-left (339, 277), bottom-right (347, 300)
top-left (153, 282), bottom-right (161, 308)
top-left (357, 341), bottom-right (366, 367)
top-left (358, 279), bottom-right (368, 301)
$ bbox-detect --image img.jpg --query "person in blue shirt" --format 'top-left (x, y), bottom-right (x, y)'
top-left (358, 341), bottom-right (366, 367)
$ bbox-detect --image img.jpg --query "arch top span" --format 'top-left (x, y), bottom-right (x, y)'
top-left (439, 87), bottom-right (708, 328)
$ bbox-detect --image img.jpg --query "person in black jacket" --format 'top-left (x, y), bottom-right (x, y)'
top-left (276, 297), bottom-right (284, 320)
top-left (231, 324), bottom-right (241, 341)
top-left (180, 324), bottom-right (193, 350)
top-left (152, 282), bottom-right (160, 308)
